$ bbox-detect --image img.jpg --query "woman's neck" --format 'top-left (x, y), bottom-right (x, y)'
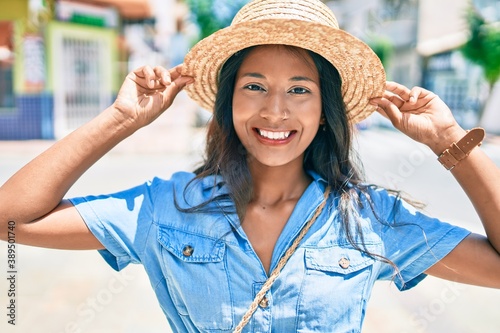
top-left (248, 159), bottom-right (312, 207)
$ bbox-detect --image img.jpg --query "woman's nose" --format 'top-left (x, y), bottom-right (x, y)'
top-left (259, 93), bottom-right (288, 121)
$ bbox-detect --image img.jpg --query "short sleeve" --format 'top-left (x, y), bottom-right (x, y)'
top-left (369, 188), bottom-right (471, 291)
top-left (69, 180), bottom-right (157, 271)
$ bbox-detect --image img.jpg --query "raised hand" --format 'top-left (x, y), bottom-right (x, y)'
top-left (370, 81), bottom-right (466, 154)
top-left (113, 65), bottom-right (194, 128)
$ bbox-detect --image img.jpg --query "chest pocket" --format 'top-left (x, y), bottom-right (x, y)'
top-left (297, 244), bottom-right (380, 332)
top-left (157, 226), bottom-right (233, 331)
top-left (305, 245), bottom-right (376, 274)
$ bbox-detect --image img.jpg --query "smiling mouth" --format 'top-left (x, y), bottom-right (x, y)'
top-left (256, 129), bottom-right (294, 140)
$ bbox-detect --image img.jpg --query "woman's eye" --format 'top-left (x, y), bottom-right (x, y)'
top-left (245, 84), bottom-right (264, 91)
top-left (290, 87), bottom-right (309, 94)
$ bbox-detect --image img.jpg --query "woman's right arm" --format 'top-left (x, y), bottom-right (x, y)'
top-left (0, 65), bottom-right (193, 249)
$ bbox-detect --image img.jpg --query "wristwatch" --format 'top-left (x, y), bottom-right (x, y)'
top-left (437, 127), bottom-right (485, 170)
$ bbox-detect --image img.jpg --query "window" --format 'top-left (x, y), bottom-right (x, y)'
top-left (0, 21), bottom-right (15, 112)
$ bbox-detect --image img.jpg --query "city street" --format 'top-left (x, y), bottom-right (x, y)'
top-left (2, 0), bottom-right (500, 331)
top-left (1, 97), bottom-right (500, 332)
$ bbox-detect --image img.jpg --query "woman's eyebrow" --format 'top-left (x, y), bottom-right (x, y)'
top-left (241, 73), bottom-right (316, 83)
top-left (290, 76), bottom-right (316, 83)
top-left (241, 72), bottom-right (266, 79)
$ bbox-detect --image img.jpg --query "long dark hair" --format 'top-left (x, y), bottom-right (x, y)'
top-left (184, 45), bottom-right (401, 275)
top-left (191, 45), bottom-right (364, 216)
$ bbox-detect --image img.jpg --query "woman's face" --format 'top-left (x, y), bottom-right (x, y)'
top-left (232, 45), bottom-right (323, 168)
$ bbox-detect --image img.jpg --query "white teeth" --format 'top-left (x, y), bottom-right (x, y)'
top-left (258, 129), bottom-right (291, 140)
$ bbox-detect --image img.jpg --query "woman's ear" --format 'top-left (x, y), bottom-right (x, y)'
top-left (319, 115), bottom-right (326, 125)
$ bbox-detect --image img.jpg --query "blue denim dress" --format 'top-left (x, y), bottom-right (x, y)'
top-left (70, 171), bottom-right (470, 332)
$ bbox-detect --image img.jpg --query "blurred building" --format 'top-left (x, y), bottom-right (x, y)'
top-left (328, 0), bottom-right (500, 132)
top-left (327, 0), bottom-right (420, 89)
top-left (2, 0), bottom-right (499, 140)
top-left (418, 0), bottom-right (500, 132)
top-left (326, 0), bottom-right (420, 128)
top-left (0, 0), bottom-right (155, 140)
top-left (417, 0), bottom-right (480, 128)
top-left (417, 0), bottom-right (500, 130)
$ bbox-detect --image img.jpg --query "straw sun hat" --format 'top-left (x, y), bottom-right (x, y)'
top-left (182, 0), bottom-right (386, 123)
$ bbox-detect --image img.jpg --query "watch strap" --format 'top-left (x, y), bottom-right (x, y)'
top-left (438, 127), bottom-right (485, 170)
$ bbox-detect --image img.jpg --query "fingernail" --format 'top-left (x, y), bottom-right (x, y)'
top-left (150, 80), bottom-right (155, 87)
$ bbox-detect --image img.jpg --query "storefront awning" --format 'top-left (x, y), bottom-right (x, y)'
top-left (74, 0), bottom-right (152, 19)
top-left (417, 0), bottom-right (469, 56)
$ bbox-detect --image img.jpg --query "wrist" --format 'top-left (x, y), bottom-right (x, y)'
top-left (436, 127), bottom-right (485, 170)
top-left (427, 126), bottom-right (467, 156)
top-left (105, 104), bottom-right (143, 134)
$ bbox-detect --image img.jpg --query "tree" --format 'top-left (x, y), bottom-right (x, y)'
top-left (186, 0), bottom-right (250, 41)
top-left (461, 7), bottom-right (500, 119)
top-left (367, 35), bottom-right (394, 68)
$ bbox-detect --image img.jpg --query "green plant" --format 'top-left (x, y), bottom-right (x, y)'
top-left (186, 0), bottom-right (249, 41)
top-left (461, 7), bottom-right (500, 92)
top-left (367, 35), bottom-right (394, 68)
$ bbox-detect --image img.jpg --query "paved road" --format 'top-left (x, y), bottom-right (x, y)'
top-left (1, 105), bottom-right (500, 332)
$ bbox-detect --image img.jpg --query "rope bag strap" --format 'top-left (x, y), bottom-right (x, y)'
top-left (233, 186), bottom-right (331, 333)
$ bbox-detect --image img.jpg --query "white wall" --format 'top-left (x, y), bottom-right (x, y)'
top-left (480, 82), bottom-right (500, 134)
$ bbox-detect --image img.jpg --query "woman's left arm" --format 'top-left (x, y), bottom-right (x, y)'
top-left (371, 81), bottom-right (500, 288)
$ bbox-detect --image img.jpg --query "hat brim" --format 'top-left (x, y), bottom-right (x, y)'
top-left (182, 19), bottom-right (386, 123)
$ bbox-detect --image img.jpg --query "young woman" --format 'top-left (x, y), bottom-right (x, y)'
top-left (1, 0), bottom-right (499, 332)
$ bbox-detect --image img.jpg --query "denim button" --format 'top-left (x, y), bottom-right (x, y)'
top-left (182, 245), bottom-right (194, 257)
top-left (259, 296), bottom-right (269, 308)
top-left (338, 257), bottom-right (350, 269)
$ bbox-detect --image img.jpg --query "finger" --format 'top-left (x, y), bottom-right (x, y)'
top-left (154, 66), bottom-right (171, 86)
top-left (386, 81), bottom-right (412, 101)
top-left (375, 105), bottom-right (390, 120)
top-left (408, 86), bottom-right (425, 104)
top-left (167, 75), bottom-right (195, 98)
top-left (169, 64), bottom-right (185, 81)
top-left (169, 65), bottom-right (194, 88)
top-left (383, 91), bottom-right (406, 109)
top-left (134, 66), bottom-right (157, 88)
top-left (154, 75), bottom-right (193, 111)
top-left (370, 97), bottom-right (403, 126)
